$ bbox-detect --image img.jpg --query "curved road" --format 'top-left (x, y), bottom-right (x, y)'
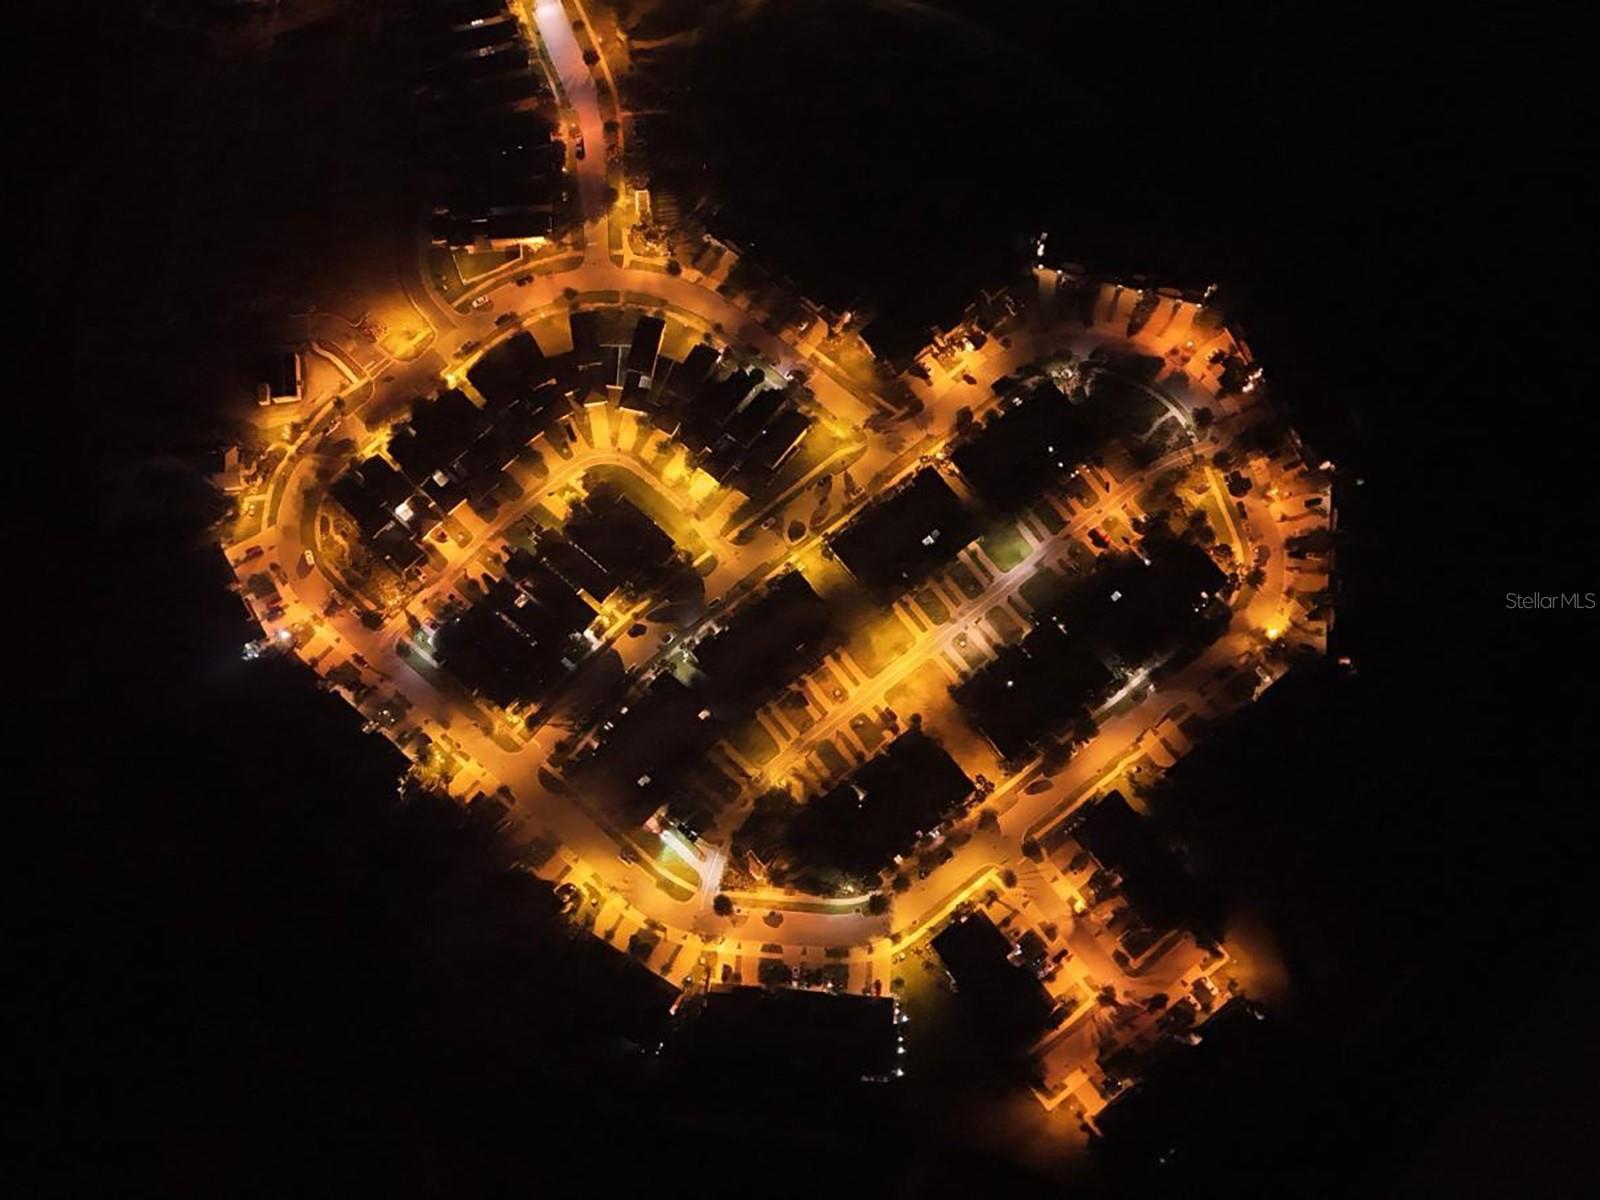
top-left (230, 7), bottom-right (1316, 982)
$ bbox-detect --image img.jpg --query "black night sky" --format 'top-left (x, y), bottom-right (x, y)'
top-left (18, 1), bottom-right (1598, 1196)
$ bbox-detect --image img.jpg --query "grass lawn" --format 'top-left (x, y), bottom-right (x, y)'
top-left (979, 521), bottom-right (1030, 572)
top-left (947, 561), bottom-right (983, 600)
top-left (845, 611), bottom-right (914, 677)
top-left (427, 247), bottom-right (464, 301)
top-left (954, 636), bottom-right (989, 672)
top-left (730, 719), bottom-right (779, 767)
top-left (1019, 564), bottom-right (1065, 612)
top-left (914, 586), bottom-right (950, 625)
top-left (885, 661), bottom-right (949, 720)
top-left (454, 247), bottom-right (519, 282)
top-left (815, 738), bottom-right (850, 780)
top-left (779, 689), bottom-right (815, 734)
top-left (986, 604), bottom-right (1024, 645)
top-left (1194, 490), bottom-right (1231, 544)
top-left (1031, 497), bottom-right (1066, 535)
top-left (850, 713), bottom-right (888, 755)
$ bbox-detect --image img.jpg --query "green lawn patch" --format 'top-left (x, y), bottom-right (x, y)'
top-left (730, 719), bottom-right (779, 767)
top-left (779, 689), bottom-right (815, 734)
top-left (1031, 498), bottom-right (1066, 535)
top-left (427, 247), bottom-right (465, 301)
top-left (1019, 564), bottom-right (1065, 612)
top-left (845, 613), bottom-right (914, 677)
top-left (978, 521), bottom-right (1030, 572)
top-left (914, 586), bottom-right (950, 625)
top-left (454, 247), bottom-right (518, 282)
top-left (815, 739), bottom-right (850, 780)
top-left (954, 635), bottom-right (989, 671)
top-left (947, 561), bottom-right (983, 599)
top-left (986, 604), bottom-right (1024, 645)
top-left (850, 713), bottom-right (887, 755)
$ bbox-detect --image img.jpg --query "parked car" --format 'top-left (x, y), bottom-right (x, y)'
top-left (574, 135), bottom-right (586, 160)
top-left (469, 294), bottom-right (492, 311)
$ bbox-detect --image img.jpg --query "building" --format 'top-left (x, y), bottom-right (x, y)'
top-left (932, 911), bottom-right (1054, 1040)
top-left (950, 383), bottom-right (1094, 511)
top-left (791, 728), bottom-right (974, 877)
top-left (690, 571), bottom-right (834, 709)
top-left (828, 468), bottom-right (975, 597)
top-left (255, 350), bottom-right (303, 406)
top-left (1066, 791), bottom-right (1200, 934)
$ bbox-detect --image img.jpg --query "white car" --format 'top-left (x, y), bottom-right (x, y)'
top-left (469, 294), bottom-right (492, 310)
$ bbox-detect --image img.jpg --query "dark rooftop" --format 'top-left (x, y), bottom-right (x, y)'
top-left (932, 911), bottom-right (1053, 1039)
top-left (792, 728), bottom-right (973, 876)
top-left (1055, 538), bottom-right (1227, 667)
top-left (467, 331), bottom-right (554, 411)
top-left (829, 468), bottom-right (975, 596)
top-left (1067, 790), bottom-right (1199, 932)
top-left (662, 342), bottom-right (720, 404)
top-left (691, 572), bottom-right (834, 709)
top-left (575, 674), bottom-right (723, 823)
top-left (626, 314), bottom-right (665, 379)
top-left (564, 482), bottom-right (676, 594)
top-left (434, 565), bottom-right (595, 708)
top-left (954, 623), bottom-right (1115, 762)
top-left (678, 987), bottom-right (898, 1089)
top-left (951, 383), bottom-right (1096, 511)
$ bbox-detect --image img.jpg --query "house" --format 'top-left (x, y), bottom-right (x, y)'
top-left (828, 468), bottom-right (974, 597)
top-left (255, 350), bottom-right (303, 406)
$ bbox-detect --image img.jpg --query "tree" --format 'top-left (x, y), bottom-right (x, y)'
top-left (712, 894), bottom-right (734, 917)
top-left (1071, 707), bottom-right (1099, 746)
top-left (665, 259), bottom-right (682, 275)
top-left (1193, 406), bottom-right (1214, 429)
top-left (977, 808), bottom-right (999, 833)
top-left (891, 873), bottom-right (911, 893)
top-left (1001, 868), bottom-right (1017, 888)
top-left (1040, 739), bottom-right (1071, 776)
top-left (867, 892), bottom-right (889, 915)
top-left (582, 48), bottom-right (600, 66)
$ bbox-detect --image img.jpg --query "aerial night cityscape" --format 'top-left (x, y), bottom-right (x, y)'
top-left (21, 1), bottom-right (1596, 1197)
